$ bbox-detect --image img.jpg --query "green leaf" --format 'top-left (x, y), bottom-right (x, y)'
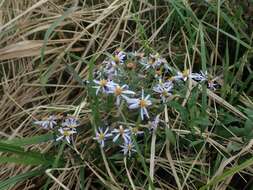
top-left (40, 7), bottom-right (75, 85)
top-left (40, 7), bottom-right (74, 65)
top-left (1, 134), bottom-right (54, 146)
top-left (0, 142), bottom-right (55, 166)
top-left (200, 157), bottom-right (253, 190)
top-left (0, 168), bottom-right (45, 190)
top-left (0, 155), bottom-right (50, 166)
top-left (43, 142), bottom-right (66, 190)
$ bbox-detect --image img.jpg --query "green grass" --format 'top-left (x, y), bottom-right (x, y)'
top-left (0, 0), bottom-right (253, 189)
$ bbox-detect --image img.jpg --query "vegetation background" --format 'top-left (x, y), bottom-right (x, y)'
top-left (0, 0), bottom-right (253, 189)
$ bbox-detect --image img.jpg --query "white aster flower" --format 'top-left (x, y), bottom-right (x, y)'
top-left (102, 59), bottom-right (120, 79)
top-left (130, 127), bottom-right (144, 136)
top-left (62, 117), bottom-right (79, 130)
top-left (34, 115), bottom-right (57, 129)
top-left (140, 53), bottom-right (165, 70)
top-left (112, 125), bottom-right (131, 142)
top-left (208, 79), bottom-right (218, 91)
top-left (111, 49), bottom-right (126, 65)
top-left (191, 70), bottom-right (208, 82)
top-left (173, 69), bottom-right (192, 81)
top-left (120, 139), bottom-right (137, 157)
top-left (173, 69), bottom-right (208, 82)
top-left (153, 80), bottom-right (173, 102)
top-left (125, 89), bottom-right (152, 120)
top-left (56, 127), bottom-right (76, 144)
top-left (107, 84), bottom-right (135, 106)
top-left (93, 127), bottom-right (112, 148)
top-left (93, 79), bottom-right (116, 95)
top-left (190, 70), bottom-right (218, 90)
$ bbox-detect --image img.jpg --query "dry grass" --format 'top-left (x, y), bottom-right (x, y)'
top-left (0, 0), bottom-right (253, 189)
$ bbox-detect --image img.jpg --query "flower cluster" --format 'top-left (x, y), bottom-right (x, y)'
top-left (93, 125), bottom-right (141, 157)
top-left (34, 115), bottom-right (79, 144)
top-left (91, 49), bottom-right (219, 157)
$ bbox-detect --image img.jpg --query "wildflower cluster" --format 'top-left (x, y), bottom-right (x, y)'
top-left (91, 49), bottom-right (219, 157)
top-left (34, 115), bottom-right (79, 144)
top-left (93, 125), bottom-right (138, 157)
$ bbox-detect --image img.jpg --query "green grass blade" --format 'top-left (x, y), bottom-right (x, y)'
top-left (0, 168), bottom-right (45, 190)
top-left (1, 134), bottom-right (54, 146)
top-left (200, 157), bottom-right (253, 190)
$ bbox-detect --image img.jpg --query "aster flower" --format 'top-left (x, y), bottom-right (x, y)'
top-left (208, 79), bottom-right (218, 91)
top-left (104, 65), bottom-right (118, 79)
top-left (111, 49), bottom-right (126, 65)
top-left (101, 59), bottom-right (120, 79)
top-left (107, 84), bottom-right (135, 106)
top-left (112, 125), bottom-right (131, 142)
top-left (56, 127), bottom-right (76, 144)
top-left (129, 51), bottom-right (145, 59)
top-left (93, 127), bottom-right (112, 147)
top-left (191, 70), bottom-right (208, 82)
top-left (120, 139), bottom-right (137, 157)
top-left (62, 117), bottom-right (79, 131)
top-left (130, 127), bottom-right (144, 136)
top-left (153, 80), bottom-right (173, 102)
top-left (140, 53), bottom-right (166, 70)
top-left (125, 89), bottom-right (152, 120)
top-left (34, 115), bottom-right (57, 129)
top-left (150, 115), bottom-right (160, 132)
top-left (190, 71), bottom-right (218, 90)
top-left (172, 69), bottom-right (191, 81)
top-left (173, 69), bottom-right (208, 82)
top-left (93, 79), bottom-right (116, 95)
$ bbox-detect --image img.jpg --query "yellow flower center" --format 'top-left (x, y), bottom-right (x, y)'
top-left (127, 144), bottom-right (132, 150)
top-left (148, 58), bottom-right (155, 65)
top-left (182, 69), bottom-right (189, 77)
top-left (113, 55), bottom-right (120, 64)
top-left (162, 90), bottom-right (168, 96)
top-left (99, 133), bottom-right (105, 140)
top-left (131, 127), bottom-right (138, 134)
top-left (119, 127), bottom-right (124, 135)
top-left (139, 99), bottom-right (147, 108)
top-left (99, 79), bottom-right (107, 87)
top-left (155, 69), bottom-right (162, 75)
top-left (114, 86), bottom-right (122, 96)
top-left (63, 130), bottom-right (70, 136)
top-left (168, 76), bottom-right (175, 81)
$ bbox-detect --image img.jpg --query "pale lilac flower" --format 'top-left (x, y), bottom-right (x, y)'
top-left (107, 84), bottom-right (135, 106)
top-left (125, 89), bottom-right (152, 120)
top-left (93, 127), bottom-right (112, 147)
top-left (62, 117), bottom-right (79, 131)
top-left (104, 66), bottom-right (118, 79)
top-left (112, 125), bottom-right (131, 142)
top-left (208, 80), bottom-right (218, 91)
top-left (150, 115), bottom-right (160, 132)
top-left (173, 69), bottom-right (191, 81)
top-left (130, 127), bottom-right (144, 136)
top-left (111, 49), bottom-right (126, 65)
top-left (34, 115), bottom-right (57, 129)
top-left (93, 79), bottom-right (116, 95)
top-left (153, 81), bottom-right (173, 102)
top-left (120, 139), bottom-right (137, 157)
top-left (140, 53), bottom-right (166, 70)
top-left (56, 127), bottom-right (76, 144)
top-left (190, 71), bottom-right (218, 90)
top-left (173, 69), bottom-right (208, 82)
top-left (191, 70), bottom-right (208, 82)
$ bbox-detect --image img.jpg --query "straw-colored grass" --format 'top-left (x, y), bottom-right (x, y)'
top-left (0, 0), bottom-right (253, 189)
